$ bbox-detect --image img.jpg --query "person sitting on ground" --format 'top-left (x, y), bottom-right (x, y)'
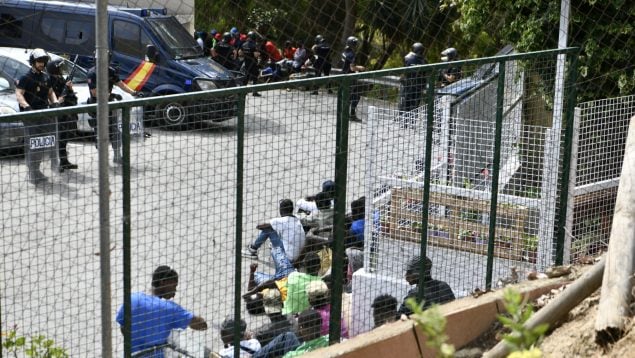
top-left (218, 316), bottom-right (261, 358)
top-left (252, 289), bottom-right (297, 347)
top-left (243, 199), bottom-right (306, 263)
top-left (306, 280), bottom-right (349, 338)
top-left (345, 196), bottom-right (366, 249)
top-left (398, 255), bottom-right (455, 316)
top-left (282, 252), bottom-right (323, 315)
top-left (115, 265), bottom-right (207, 357)
top-left (372, 294), bottom-right (399, 328)
top-left (296, 180), bottom-right (335, 215)
top-left (344, 247), bottom-right (363, 293)
top-left (299, 191), bottom-right (334, 231)
top-left (282, 309), bottom-right (329, 357)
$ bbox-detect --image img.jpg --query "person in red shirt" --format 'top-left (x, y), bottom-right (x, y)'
top-left (283, 41), bottom-right (296, 60)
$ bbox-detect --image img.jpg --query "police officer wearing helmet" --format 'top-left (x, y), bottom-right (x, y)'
top-left (86, 51), bottom-right (138, 165)
top-left (310, 34), bottom-right (332, 95)
top-left (239, 31), bottom-right (261, 97)
top-left (212, 32), bottom-right (237, 71)
top-left (398, 42), bottom-right (427, 123)
top-left (47, 57), bottom-right (79, 171)
top-left (440, 47), bottom-right (462, 86)
top-left (15, 48), bottom-right (63, 184)
top-left (341, 36), bottom-right (365, 122)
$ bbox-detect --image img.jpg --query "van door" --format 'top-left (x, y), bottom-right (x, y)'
top-left (111, 19), bottom-right (161, 93)
top-left (0, 3), bottom-right (38, 49)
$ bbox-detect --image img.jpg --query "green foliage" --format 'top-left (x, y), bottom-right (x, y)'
top-left (405, 298), bottom-right (455, 358)
top-left (497, 288), bottom-right (549, 353)
top-left (2, 329), bottom-right (68, 358)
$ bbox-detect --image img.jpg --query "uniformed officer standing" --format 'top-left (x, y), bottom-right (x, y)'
top-left (440, 47), bottom-right (462, 86)
top-left (86, 52), bottom-right (138, 165)
top-left (15, 48), bottom-right (62, 184)
top-left (240, 31), bottom-right (261, 97)
top-left (212, 32), bottom-right (237, 71)
top-left (311, 34), bottom-right (332, 95)
top-left (398, 42), bottom-right (427, 118)
top-left (341, 36), bottom-right (365, 122)
top-left (47, 57), bottom-right (79, 172)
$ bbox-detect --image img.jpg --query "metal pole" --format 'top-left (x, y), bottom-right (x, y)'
top-left (485, 61), bottom-right (506, 290)
top-left (329, 77), bottom-right (350, 345)
top-left (233, 93), bottom-right (246, 358)
top-left (121, 107), bottom-right (132, 357)
top-left (96, 0), bottom-right (112, 357)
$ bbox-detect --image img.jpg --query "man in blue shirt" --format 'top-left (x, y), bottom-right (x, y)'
top-left (116, 265), bottom-right (207, 357)
top-left (347, 196), bottom-right (365, 249)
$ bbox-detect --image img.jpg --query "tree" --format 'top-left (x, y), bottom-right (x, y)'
top-left (443, 0), bottom-right (635, 101)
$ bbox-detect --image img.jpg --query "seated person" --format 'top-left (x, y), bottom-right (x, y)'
top-left (243, 199), bottom-right (306, 263)
top-left (282, 252), bottom-right (323, 315)
top-left (345, 196), bottom-right (365, 249)
top-left (372, 294), bottom-right (399, 328)
top-left (299, 191), bottom-right (334, 231)
top-left (252, 289), bottom-right (297, 347)
top-left (306, 280), bottom-right (349, 338)
top-left (243, 262), bottom-right (291, 315)
top-left (296, 180), bottom-right (335, 215)
top-left (344, 248), bottom-right (363, 293)
top-left (398, 255), bottom-right (455, 316)
top-left (282, 309), bottom-right (329, 357)
top-left (115, 266), bottom-right (207, 357)
top-left (218, 316), bottom-right (261, 358)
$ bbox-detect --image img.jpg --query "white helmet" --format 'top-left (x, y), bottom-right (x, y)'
top-left (29, 48), bottom-right (50, 66)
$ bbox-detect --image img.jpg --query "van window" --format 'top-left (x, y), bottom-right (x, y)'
top-left (42, 17), bottom-right (65, 44)
top-left (41, 18), bottom-right (92, 47)
top-left (113, 20), bottom-right (151, 59)
top-left (0, 13), bottom-right (22, 39)
top-left (66, 21), bottom-right (92, 46)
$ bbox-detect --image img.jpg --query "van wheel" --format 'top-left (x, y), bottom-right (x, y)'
top-left (158, 101), bottom-right (189, 129)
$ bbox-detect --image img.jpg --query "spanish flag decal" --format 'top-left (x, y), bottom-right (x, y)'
top-left (124, 61), bottom-right (156, 91)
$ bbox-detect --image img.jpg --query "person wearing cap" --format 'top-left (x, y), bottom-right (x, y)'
top-left (16, 48), bottom-right (63, 184)
top-left (218, 316), bottom-right (261, 358)
top-left (306, 280), bottom-right (348, 338)
top-left (252, 288), bottom-right (296, 347)
top-left (397, 255), bottom-right (455, 316)
top-left (115, 265), bottom-right (207, 357)
top-left (371, 294), bottom-right (399, 328)
top-left (296, 179), bottom-right (335, 215)
top-left (242, 199), bottom-right (306, 263)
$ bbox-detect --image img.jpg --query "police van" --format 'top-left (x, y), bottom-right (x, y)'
top-left (0, 0), bottom-right (238, 129)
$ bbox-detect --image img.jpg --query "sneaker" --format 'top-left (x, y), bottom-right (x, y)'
top-left (241, 245), bottom-right (258, 258)
top-left (350, 114), bottom-right (362, 123)
top-left (252, 92), bottom-right (262, 97)
top-left (310, 90), bottom-right (318, 95)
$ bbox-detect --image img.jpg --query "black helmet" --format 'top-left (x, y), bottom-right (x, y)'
top-left (315, 34), bottom-right (324, 44)
top-left (222, 32), bottom-right (232, 42)
top-left (346, 36), bottom-right (359, 48)
top-left (46, 57), bottom-right (64, 76)
top-left (412, 42), bottom-right (424, 55)
top-left (29, 48), bottom-right (50, 66)
top-left (441, 47), bottom-right (458, 61)
top-left (247, 31), bottom-right (258, 40)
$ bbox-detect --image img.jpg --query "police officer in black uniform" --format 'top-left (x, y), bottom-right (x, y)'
top-left (398, 42), bottom-right (427, 123)
top-left (86, 52), bottom-right (138, 165)
top-left (440, 47), bottom-right (462, 87)
top-left (341, 36), bottom-right (365, 122)
top-left (212, 32), bottom-right (236, 71)
top-left (47, 57), bottom-right (79, 172)
top-left (311, 34), bottom-right (332, 95)
top-left (240, 31), bottom-right (261, 97)
top-left (15, 48), bottom-right (62, 184)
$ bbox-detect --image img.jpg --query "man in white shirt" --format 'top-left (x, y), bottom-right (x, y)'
top-left (243, 199), bottom-right (306, 263)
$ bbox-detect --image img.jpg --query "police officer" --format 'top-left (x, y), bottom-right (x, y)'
top-left (15, 48), bottom-right (62, 184)
top-left (212, 32), bottom-right (237, 71)
top-left (341, 36), bottom-right (365, 122)
top-left (47, 57), bottom-right (79, 172)
top-left (86, 52), bottom-right (138, 165)
top-left (440, 47), bottom-right (462, 86)
top-left (311, 34), bottom-right (332, 95)
top-left (240, 31), bottom-right (261, 97)
top-left (398, 42), bottom-right (427, 122)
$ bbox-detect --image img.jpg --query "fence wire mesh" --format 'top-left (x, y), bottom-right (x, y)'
top-left (0, 0), bottom-right (632, 356)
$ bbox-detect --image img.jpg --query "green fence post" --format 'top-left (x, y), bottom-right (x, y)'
top-left (233, 93), bottom-right (247, 358)
top-left (485, 60), bottom-right (506, 290)
top-left (329, 77), bottom-right (351, 345)
top-left (415, 71), bottom-right (438, 303)
top-left (121, 107), bottom-right (132, 357)
top-left (555, 51), bottom-right (580, 265)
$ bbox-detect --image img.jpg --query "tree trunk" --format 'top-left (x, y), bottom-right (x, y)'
top-left (373, 40), bottom-right (398, 70)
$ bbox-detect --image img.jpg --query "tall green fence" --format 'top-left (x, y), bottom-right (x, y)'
top-left (0, 48), bottom-right (578, 356)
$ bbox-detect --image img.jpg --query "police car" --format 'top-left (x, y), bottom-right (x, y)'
top-left (0, 47), bottom-right (144, 137)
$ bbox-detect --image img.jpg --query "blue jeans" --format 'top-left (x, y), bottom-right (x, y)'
top-left (254, 244), bottom-right (296, 284)
top-left (252, 332), bottom-right (300, 358)
top-left (252, 228), bottom-right (284, 251)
